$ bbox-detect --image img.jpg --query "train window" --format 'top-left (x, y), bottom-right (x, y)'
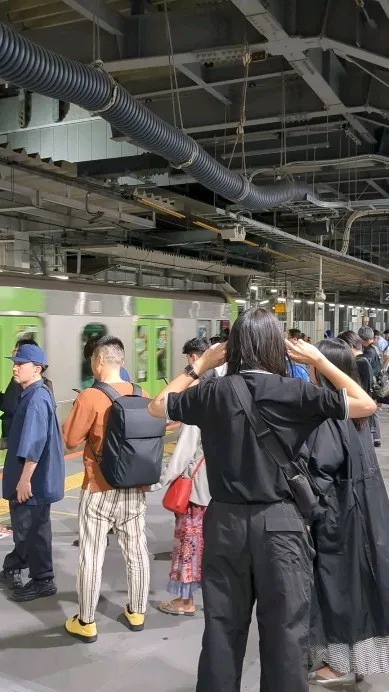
top-left (156, 326), bottom-right (168, 380)
top-left (15, 326), bottom-right (38, 344)
top-left (80, 323), bottom-right (108, 389)
top-left (217, 320), bottom-right (230, 340)
top-left (198, 320), bottom-right (211, 339)
top-left (135, 325), bottom-right (149, 383)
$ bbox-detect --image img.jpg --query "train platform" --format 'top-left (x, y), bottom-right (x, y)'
top-left (1, 419), bottom-right (389, 692)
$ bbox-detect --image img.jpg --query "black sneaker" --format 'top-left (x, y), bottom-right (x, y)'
top-left (374, 440), bottom-right (382, 448)
top-left (0, 569), bottom-right (23, 589)
top-left (10, 578), bottom-right (57, 602)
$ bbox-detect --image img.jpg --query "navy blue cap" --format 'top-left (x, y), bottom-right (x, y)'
top-left (7, 344), bottom-right (47, 367)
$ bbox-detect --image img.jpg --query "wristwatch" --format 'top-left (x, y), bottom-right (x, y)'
top-left (183, 364), bottom-right (200, 380)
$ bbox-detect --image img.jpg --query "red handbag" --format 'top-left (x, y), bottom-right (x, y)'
top-left (162, 457), bottom-right (205, 514)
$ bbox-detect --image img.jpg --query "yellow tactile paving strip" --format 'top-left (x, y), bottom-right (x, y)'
top-left (0, 439), bottom-right (177, 516)
top-left (64, 471), bottom-right (85, 492)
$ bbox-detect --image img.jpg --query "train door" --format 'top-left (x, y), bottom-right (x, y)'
top-left (134, 318), bottom-right (171, 397)
top-left (0, 317), bottom-right (43, 456)
top-left (0, 317), bottom-right (43, 393)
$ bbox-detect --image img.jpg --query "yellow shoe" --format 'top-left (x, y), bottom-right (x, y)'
top-left (124, 606), bottom-right (145, 631)
top-left (65, 615), bottom-right (97, 643)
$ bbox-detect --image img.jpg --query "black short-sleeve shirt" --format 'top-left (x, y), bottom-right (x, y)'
top-left (167, 372), bottom-right (347, 504)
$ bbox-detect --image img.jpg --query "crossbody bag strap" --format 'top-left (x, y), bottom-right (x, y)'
top-left (190, 456), bottom-right (205, 479)
top-left (228, 375), bottom-right (292, 473)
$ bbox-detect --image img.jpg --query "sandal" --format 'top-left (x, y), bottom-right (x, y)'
top-left (157, 600), bottom-right (195, 616)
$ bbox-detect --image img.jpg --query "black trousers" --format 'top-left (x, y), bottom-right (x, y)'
top-left (3, 503), bottom-right (54, 580)
top-left (196, 501), bottom-right (314, 692)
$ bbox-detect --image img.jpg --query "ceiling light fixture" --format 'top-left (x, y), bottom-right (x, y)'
top-left (293, 299), bottom-right (302, 304)
top-left (270, 288), bottom-right (278, 293)
top-left (339, 304), bottom-right (345, 308)
top-left (259, 299), bottom-right (269, 305)
top-left (307, 300), bottom-right (315, 305)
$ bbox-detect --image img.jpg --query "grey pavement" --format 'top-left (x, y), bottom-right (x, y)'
top-left (1, 420), bottom-right (389, 691)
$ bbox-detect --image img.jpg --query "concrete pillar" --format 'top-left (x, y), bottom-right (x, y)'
top-left (314, 301), bottom-right (325, 343)
top-left (12, 232), bottom-right (30, 269)
top-left (286, 282), bottom-right (294, 330)
top-left (334, 292), bottom-right (340, 337)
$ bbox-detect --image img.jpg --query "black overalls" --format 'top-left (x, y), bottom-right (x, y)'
top-left (167, 370), bottom-right (348, 692)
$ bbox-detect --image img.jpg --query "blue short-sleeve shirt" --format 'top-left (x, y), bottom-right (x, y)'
top-left (2, 380), bottom-right (65, 504)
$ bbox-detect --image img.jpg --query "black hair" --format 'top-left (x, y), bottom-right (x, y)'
top-left (84, 336), bottom-right (99, 361)
top-left (288, 328), bottom-right (302, 339)
top-left (182, 337), bottom-right (210, 356)
top-left (210, 336), bottom-right (222, 345)
top-left (226, 307), bottom-right (287, 376)
top-left (93, 335), bottom-right (125, 367)
top-left (16, 338), bottom-right (38, 348)
top-left (374, 329), bottom-right (382, 337)
top-left (316, 338), bottom-right (364, 430)
top-left (337, 330), bottom-right (363, 351)
top-left (94, 335), bottom-right (125, 351)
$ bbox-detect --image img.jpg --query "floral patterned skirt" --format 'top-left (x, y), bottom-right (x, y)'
top-left (167, 502), bottom-right (206, 599)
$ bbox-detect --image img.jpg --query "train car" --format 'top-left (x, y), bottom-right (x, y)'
top-left (0, 276), bottom-right (236, 425)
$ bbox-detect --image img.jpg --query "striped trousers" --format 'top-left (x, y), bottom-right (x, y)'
top-left (77, 485), bottom-right (150, 623)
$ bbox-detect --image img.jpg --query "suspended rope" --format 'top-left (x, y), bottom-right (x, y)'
top-left (227, 50), bottom-right (251, 174)
top-left (163, 0), bottom-right (184, 131)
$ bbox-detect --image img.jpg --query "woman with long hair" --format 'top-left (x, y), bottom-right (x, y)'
top-left (148, 308), bottom-right (376, 692)
top-left (307, 338), bottom-right (389, 686)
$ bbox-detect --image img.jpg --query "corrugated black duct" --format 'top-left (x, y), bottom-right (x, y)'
top-left (0, 22), bottom-right (318, 211)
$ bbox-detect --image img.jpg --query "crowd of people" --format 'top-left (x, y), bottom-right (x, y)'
top-left (1, 314), bottom-right (389, 691)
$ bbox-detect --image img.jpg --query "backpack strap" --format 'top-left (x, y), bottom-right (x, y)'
top-left (92, 381), bottom-right (122, 402)
top-left (132, 383), bottom-right (143, 397)
top-left (92, 381), bottom-right (142, 400)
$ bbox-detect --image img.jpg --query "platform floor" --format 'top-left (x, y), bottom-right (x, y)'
top-left (1, 415), bottom-right (389, 691)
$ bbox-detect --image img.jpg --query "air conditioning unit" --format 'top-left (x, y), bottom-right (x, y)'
top-left (220, 224), bottom-right (246, 241)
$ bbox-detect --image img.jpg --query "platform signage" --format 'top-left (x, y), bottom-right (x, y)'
top-left (274, 303), bottom-right (286, 314)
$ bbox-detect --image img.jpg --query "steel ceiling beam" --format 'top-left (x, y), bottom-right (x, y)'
top-left (60, 0), bottom-right (127, 35)
top-left (373, 0), bottom-right (389, 20)
top-left (177, 64), bottom-right (232, 106)
top-left (368, 179), bottom-right (389, 198)
top-left (228, 0), bottom-right (375, 144)
top-left (104, 41), bottom-right (271, 72)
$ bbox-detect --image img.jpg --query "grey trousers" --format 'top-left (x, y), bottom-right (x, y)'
top-left (196, 500), bottom-right (314, 692)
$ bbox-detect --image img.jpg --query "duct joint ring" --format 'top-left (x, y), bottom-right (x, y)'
top-left (90, 68), bottom-right (118, 114)
top-left (170, 142), bottom-right (200, 170)
top-left (233, 175), bottom-right (251, 203)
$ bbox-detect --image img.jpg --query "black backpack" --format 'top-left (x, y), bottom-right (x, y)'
top-left (91, 382), bottom-right (166, 489)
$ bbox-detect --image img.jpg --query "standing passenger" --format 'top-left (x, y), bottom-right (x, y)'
top-left (157, 422), bottom-right (210, 616)
top-left (148, 308), bottom-right (376, 692)
top-left (358, 326), bottom-right (383, 447)
top-left (0, 344), bottom-right (64, 601)
top-left (62, 336), bottom-right (150, 643)
top-left (306, 339), bottom-right (389, 685)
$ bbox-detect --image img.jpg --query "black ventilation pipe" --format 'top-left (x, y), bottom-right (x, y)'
top-left (0, 23), bottom-right (317, 211)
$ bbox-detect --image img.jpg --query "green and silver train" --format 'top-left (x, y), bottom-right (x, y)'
top-left (0, 275), bottom-right (236, 426)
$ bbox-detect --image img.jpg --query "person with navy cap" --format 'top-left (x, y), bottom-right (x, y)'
top-left (0, 344), bottom-right (65, 601)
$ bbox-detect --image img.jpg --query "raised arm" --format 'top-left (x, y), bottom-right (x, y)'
top-left (285, 339), bottom-right (376, 418)
top-left (148, 342), bottom-right (226, 418)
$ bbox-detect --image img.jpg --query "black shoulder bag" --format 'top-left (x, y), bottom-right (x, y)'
top-left (229, 375), bottom-right (319, 519)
